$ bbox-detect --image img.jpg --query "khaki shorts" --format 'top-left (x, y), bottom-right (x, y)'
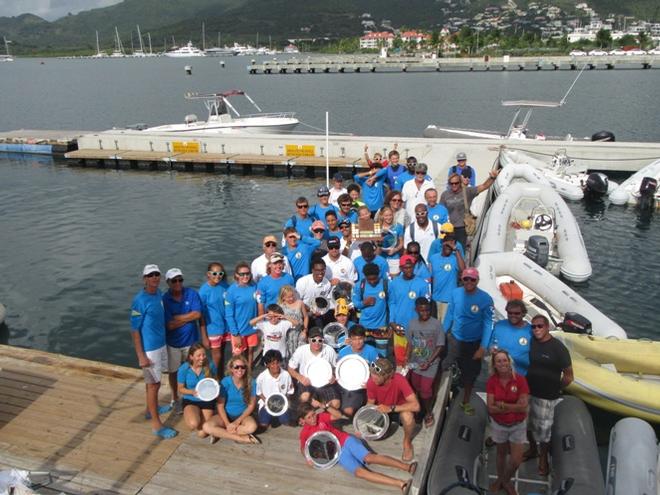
top-left (490, 418), bottom-right (528, 444)
top-left (142, 346), bottom-right (167, 384)
top-left (436, 301), bottom-right (449, 321)
top-left (167, 345), bottom-right (190, 373)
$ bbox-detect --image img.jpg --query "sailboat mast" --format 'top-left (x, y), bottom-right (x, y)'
top-left (148, 33), bottom-right (153, 54)
top-left (202, 22), bottom-right (206, 51)
top-left (137, 25), bottom-right (145, 52)
top-left (95, 30), bottom-right (101, 55)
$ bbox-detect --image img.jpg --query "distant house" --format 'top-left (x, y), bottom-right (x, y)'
top-left (400, 30), bottom-right (432, 48)
top-left (359, 32), bottom-right (395, 49)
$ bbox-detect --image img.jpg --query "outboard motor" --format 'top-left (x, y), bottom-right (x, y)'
top-left (637, 176), bottom-right (658, 211)
top-left (591, 130), bottom-right (615, 142)
top-left (525, 235), bottom-right (549, 268)
top-left (559, 312), bottom-right (592, 335)
top-left (583, 172), bottom-right (609, 199)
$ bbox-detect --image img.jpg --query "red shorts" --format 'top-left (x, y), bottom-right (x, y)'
top-left (231, 333), bottom-right (259, 354)
top-left (408, 371), bottom-right (434, 400)
top-left (209, 333), bottom-right (231, 349)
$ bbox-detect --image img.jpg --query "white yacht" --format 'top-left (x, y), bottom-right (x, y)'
top-left (1, 37), bottom-right (14, 62)
top-left (164, 41), bottom-right (206, 58)
top-left (143, 90), bottom-right (299, 135)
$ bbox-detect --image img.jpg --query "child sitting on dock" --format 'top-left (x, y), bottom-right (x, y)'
top-left (298, 401), bottom-right (416, 493)
top-left (256, 350), bottom-right (294, 429)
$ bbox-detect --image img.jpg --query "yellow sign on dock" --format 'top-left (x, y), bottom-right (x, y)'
top-left (285, 144), bottom-right (316, 157)
top-left (172, 141), bottom-right (200, 153)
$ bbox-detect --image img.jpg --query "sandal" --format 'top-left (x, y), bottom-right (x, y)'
top-left (401, 479), bottom-right (412, 495)
top-left (145, 404), bottom-right (173, 420)
top-left (407, 461), bottom-right (418, 476)
top-left (538, 459), bottom-right (549, 477)
top-left (424, 414), bottom-right (435, 428)
top-left (247, 434), bottom-right (262, 445)
top-left (459, 402), bottom-right (475, 416)
top-left (152, 426), bottom-right (178, 439)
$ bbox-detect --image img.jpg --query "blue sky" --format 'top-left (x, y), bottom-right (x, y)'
top-left (0, 0), bottom-right (123, 21)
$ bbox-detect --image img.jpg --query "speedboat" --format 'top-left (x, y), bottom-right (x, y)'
top-left (609, 158), bottom-right (660, 208)
top-left (476, 252), bottom-right (626, 339)
top-left (164, 41), bottom-right (206, 58)
top-left (477, 182), bottom-right (592, 282)
top-left (143, 90), bottom-right (299, 135)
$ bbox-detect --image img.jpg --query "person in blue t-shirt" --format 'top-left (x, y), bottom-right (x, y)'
top-left (386, 150), bottom-right (408, 191)
top-left (199, 262), bottom-right (230, 372)
top-left (256, 252), bottom-right (295, 313)
top-left (405, 242), bottom-right (431, 282)
top-left (388, 255), bottom-right (431, 331)
top-left (424, 188), bottom-right (449, 225)
top-left (428, 222), bottom-right (465, 259)
top-left (336, 193), bottom-right (359, 225)
top-left (325, 210), bottom-right (343, 241)
top-left (448, 151), bottom-right (476, 187)
top-left (353, 241), bottom-right (389, 282)
top-left (354, 167), bottom-right (388, 214)
top-left (352, 263), bottom-right (389, 356)
top-left (162, 267), bottom-right (202, 410)
top-left (283, 196), bottom-right (315, 239)
top-left (177, 343), bottom-right (218, 437)
top-left (202, 355), bottom-right (260, 444)
top-left (130, 264), bottom-right (177, 439)
top-left (337, 325), bottom-right (379, 417)
top-left (484, 300), bottom-right (533, 376)
top-left (310, 186), bottom-right (337, 229)
top-left (282, 227), bottom-right (322, 281)
top-left (442, 267), bottom-right (494, 414)
top-left (225, 261), bottom-right (259, 370)
top-left (428, 234), bottom-right (465, 321)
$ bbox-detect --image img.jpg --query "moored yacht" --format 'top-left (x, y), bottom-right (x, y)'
top-left (164, 41), bottom-right (206, 58)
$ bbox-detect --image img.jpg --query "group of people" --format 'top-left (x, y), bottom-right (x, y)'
top-left (129, 147), bottom-right (573, 494)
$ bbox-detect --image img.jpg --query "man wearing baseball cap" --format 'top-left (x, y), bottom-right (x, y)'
top-left (428, 227), bottom-right (465, 321)
top-left (448, 151), bottom-right (476, 187)
top-left (442, 266), bottom-right (494, 415)
top-left (130, 264), bottom-right (177, 439)
top-left (310, 185), bottom-right (338, 228)
top-left (162, 268), bottom-right (203, 413)
top-left (251, 234), bottom-right (292, 283)
top-left (322, 237), bottom-right (358, 286)
top-left (329, 173), bottom-right (347, 207)
top-left (388, 255), bottom-right (431, 331)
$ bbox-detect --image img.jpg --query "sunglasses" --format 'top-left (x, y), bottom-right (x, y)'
top-left (297, 204), bottom-right (309, 209)
top-left (531, 323), bottom-right (546, 329)
top-left (340, 225), bottom-right (350, 229)
top-left (209, 271), bottom-right (224, 277)
top-left (449, 181), bottom-right (460, 186)
top-left (340, 202), bottom-right (351, 207)
top-left (264, 241), bottom-right (277, 248)
top-left (415, 171), bottom-right (426, 175)
top-left (237, 272), bottom-right (251, 277)
top-left (462, 277), bottom-right (477, 282)
top-left (312, 229), bottom-right (325, 234)
top-left (310, 337), bottom-right (324, 344)
top-left (370, 361), bottom-right (386, 374)
top-left (507, 311), bottom-right (522, 316)
top-left (391, 198), bottom-right (402, 203)
top-left (170, 278), bottom-right (184, 284)
top-left (328, 245), bottom-right (340, 249)
top-left (145, 272), bottom-right (160, 278)
top-left (415, 211), bottom-right (427, 216)
top-left (232, 364), bottom-right (247, 370)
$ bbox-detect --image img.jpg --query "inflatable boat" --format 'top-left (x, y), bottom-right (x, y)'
top-left (477, 182), bottom-right (592, 282)
top-left (554, 332), bottom-right (660, 423)
top-left (476, 252), bottom-right (626, 339)
top-left (609, 158), bottom-right (660, 208)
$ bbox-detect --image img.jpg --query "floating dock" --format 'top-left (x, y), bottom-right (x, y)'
top-left (0, 344), bottom-right (449, 495)
top-left (248, 54), bottom-right (659, 75)
top-left (0, 130), bottom-right (83, 155)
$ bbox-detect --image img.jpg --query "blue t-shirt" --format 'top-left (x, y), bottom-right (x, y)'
top-left (352, 279), bottom-right (388, 329)
top-left (387, 164), bottom-right (407, 191)
top-left (397, 170), bottom-right (415, 187)
top-left (485, 320), bottom-right (533, 376)
top-left (381, 224), bottom-right (404, 260)
top-left (428, 240), bottom-right (465, 260)
top-left (283, 237), bottom-right (321, 281)
top-left (220, 376), bottom-right (257, 419)
top-left (448, 164), bottom-right (476, 186)
top-left (354, 169), bottom-right (387, 212)
top-left (257, 273), bottom-right (295, 308)
top-left (443, 287), bottom-right (493, 346)
top-left (130, 289), bottom-right (166, 352)
top-left (177, 361), bottom-right (219, 402)
top-left (354, 255), bottom-right (389, 282)
top-left (284, 214), bottom-right (315, 239)
top-left (163, 287), bottom-right (202, 348)
top-left (338, 343), bottom-right (379, 364)
top-left (388, 275), bottom-right (431, 330)
top-left (428, 252), bottom-right (460, 303)
top-left (337, 210), bottom-right (358, 225)
top-left (427, 204), bottom-right (449, 224)
top-left (198, 281), bottom-right (229, 337)
top-left (225, 283), bottom-right (258, 336)
top-left (310, 203), bottom-right (337, 227)
top-left (413, 260), bottom-right (432, 281)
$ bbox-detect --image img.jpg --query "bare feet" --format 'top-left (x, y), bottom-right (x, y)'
top-left (400, 479), bottom-right (411, 494)
top-left (503, 481), bottom-right (518, 495)
top-left (538, 456), bottom-right (549, 477)
top-left (407, 461), bottom-right (418, 476)
top-left (402, 445), bottom-right (414, 462)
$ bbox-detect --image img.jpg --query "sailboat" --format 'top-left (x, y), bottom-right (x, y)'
top-left (130, 25), bottom-right (156, 57)
top-left (1, 37), bottom-right (14, 62)
top-left (90, 31), bottom-right (107, 58)
top-left (110, 27), bottom-right (125, 57)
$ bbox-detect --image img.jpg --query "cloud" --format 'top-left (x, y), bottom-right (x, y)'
top-left (0, 0), bottom-right (124, 21)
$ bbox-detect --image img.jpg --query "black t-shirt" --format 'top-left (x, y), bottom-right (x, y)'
top-left (526, 337), bottom-right (572, 400)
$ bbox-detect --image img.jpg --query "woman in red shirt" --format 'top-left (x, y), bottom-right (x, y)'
top-left (486, 350), bottom-right (529, 495)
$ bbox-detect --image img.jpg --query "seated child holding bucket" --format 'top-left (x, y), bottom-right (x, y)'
top-left (298, 401), bottom-right (416, 492)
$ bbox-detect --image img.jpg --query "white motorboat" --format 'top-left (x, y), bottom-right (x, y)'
top-left (476, 251), bottom-right (626, 339)
top-left (143, 90), bottom-right (299, 135)
top-left (164, 41), bottom-right (206, 58)
top-left (204, 46), bottom-right (237, 56)
top-left (609, 158), bottom-right (660, 208)
top-left (478, 181), bottom-right (592, 282)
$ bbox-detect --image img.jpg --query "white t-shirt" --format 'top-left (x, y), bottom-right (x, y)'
top-left (256, 319), bottom-right (292, 357)
top-left (251, 253), bottom-right (293, 283)
top-left (402, 179), bottom-right (435, 221)
top-left (329, 186), bottom-right (348, 207)
top-left (288, 344), bottom-right (337, 377)
top-left (295, 275), bottom-right (334, 310)
top-left (404, 221), bottom-right (438, 262)
top-left (322, 253), bottom-right (358, 285)
top-left (256, 369), bottom-right (294, 409)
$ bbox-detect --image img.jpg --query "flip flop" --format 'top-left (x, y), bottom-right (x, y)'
top-left (459, 402), bottom-right (475, 416)
top-left (145, 404), bottom-right (173, 420)
top-left (247, 434), bottom-right (262, 445)
top-left (424, 414), bottom-right (435, 428)
top-left (407, 461), bottom-right (418, 476)
top-left (402, 447), bottom-right (414, 463)
top-left (209, 435), bottom-right (219, 445)
top-left (152, 426), bottom-right (178, 439)
top-left (401, 479), bottom-right (412, 495)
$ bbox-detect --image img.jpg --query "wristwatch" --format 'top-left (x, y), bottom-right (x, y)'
top-left (390, 405), bottom-right (396, 413)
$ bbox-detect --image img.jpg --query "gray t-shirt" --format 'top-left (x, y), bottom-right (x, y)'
top-left (440, 187), bottom-right (478, 227)
top-left (406, 317), bottom-right (446, 378)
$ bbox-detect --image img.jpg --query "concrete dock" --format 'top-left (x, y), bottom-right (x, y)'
top-left (248, 54), bottom-right (659, 75)
top-left (0, 344), bottom-right (449, 495)
top-left (0, 130), bottom-right (85, 155)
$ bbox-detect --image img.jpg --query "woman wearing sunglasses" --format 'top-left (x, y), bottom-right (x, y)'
top-left (202, 355), bottom-right (260, 444)
top-left (199, 262), bottom-right (229, 372)
top-left (225, 261), bottom-right (259, 370)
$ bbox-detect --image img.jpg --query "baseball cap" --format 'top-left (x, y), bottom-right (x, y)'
top-left (457, 151), bottom-right (467, 161)
top-left (142, 264), bottom-right (160, 276)
top-left (327, 237), bottom-right (341, 249)
top-left (333, 172), bottom-right (344, 182)
top-left (308, 327), bottom-right (323, 339)
top-left (334, 298), bottom-right (349, 316)
top-left (270, 252), bottom-right (285, 263)
top-left (165, 268), bottom-right (183, 281)
top-left (311, 220), bottom-right (326, 232)
top-left (399, 254), bottom-right (415, 267)
top-left (263, 234), bottom-right (278, 245)
top-left (338, 219), bottom-right (351, 228)
top-left (439, 222), bottom-right (455, 239)
top-left (317, 185), bottom-right (330, 197)
top-left (462, 267), bottom-right (479, 279)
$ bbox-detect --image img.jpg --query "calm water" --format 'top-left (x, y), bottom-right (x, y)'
top-left (0, 58), bottom-right (659, 366)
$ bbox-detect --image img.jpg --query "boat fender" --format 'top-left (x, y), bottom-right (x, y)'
top-left (591, 130), bottom-right (615, 142)
top-left (499, 280), bottom-right (524, 301)
top-left (524, 235), bottom-right (549, 268)
top-left (559, 312), bottom-right (592, 335)
top-left (583, 172), bottom-right (609, 198)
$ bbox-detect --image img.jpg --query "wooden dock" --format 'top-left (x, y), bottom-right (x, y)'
top-left (0, 344), bottom-right (449, 494)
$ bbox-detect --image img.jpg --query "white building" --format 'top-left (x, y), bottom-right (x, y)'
top-left (359, 32), bottom-right (395, 49)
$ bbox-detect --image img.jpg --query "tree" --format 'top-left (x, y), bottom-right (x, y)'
top-left (596, 28), bottom-right (612, 48)
top-left (638, 31), bottom-right (649, 49)
top-left (616, 34), bottom-right (637, 47)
